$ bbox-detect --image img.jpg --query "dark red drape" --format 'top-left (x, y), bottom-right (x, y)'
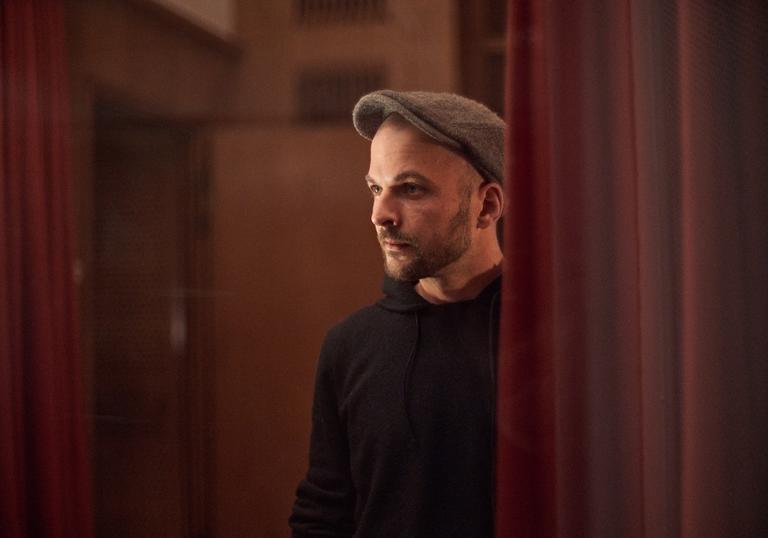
top-left (497, 0), bottom-right (768, 536)
top-left (1, 1), bottom-right (93, 536)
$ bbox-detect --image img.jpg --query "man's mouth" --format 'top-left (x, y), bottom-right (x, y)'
top-left (382, 240), bottom-right (411, 252)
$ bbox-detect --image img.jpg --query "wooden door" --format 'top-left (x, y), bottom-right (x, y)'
top-left (90, 101), bottom-right (212, 537)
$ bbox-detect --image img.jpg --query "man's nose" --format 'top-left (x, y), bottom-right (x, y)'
top-left (371, 191), bottom-right (399, 227)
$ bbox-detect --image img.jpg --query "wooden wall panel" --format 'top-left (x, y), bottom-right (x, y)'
top-left (92, 116), bottom-right (189, 537)
top-left (212, 126), bottom-right (381, 537)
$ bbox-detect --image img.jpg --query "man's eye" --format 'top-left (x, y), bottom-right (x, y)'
top-left (369, 185), bottom-right (382, 195)
top-left (403, 184), bottom-right (423, 195)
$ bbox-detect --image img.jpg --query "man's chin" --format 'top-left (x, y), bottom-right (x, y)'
top-left (384, 258), bottom-right (425, 282)
top-left (385, 271), bottom-right (414, 282)
top-left (383, 259), bottom-right (411, 281)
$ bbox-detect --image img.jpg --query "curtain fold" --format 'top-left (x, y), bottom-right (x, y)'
top-left (1, 1), bottom-right (93, 536)
top-left (497, 0), bottom-right (768, 536)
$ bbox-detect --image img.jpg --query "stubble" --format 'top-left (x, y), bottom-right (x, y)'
top-left (380, 195), bottom-right (472, 282)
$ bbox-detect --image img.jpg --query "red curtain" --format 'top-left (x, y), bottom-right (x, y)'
top-left (1, 1), bottom-right (93, 536)
top-left (497, 1), bottom-right (767, 536)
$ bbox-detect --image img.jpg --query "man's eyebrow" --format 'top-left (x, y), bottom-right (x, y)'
top-left (393, 170), bottom-right (432, 184)
top-left (364, 171), bottom-right (434, 185)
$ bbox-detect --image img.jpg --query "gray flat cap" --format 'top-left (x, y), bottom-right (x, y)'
top-left (352, 89), bottom-right (505, 184)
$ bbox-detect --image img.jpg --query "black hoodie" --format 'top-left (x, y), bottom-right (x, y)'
top-left (290, 276), bottom-right (501, 538)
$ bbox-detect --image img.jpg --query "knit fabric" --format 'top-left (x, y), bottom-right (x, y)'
top-left (352, 90), bottom-right (506, 184)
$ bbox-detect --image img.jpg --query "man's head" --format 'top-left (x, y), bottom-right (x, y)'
top-left (353, 91), bottom-right (505, 282)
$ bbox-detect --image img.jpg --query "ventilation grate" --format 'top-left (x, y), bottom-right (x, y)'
top-left (295, 0), bottom-right (387, 24)
top-left (297, 67), bottom-right (386, 123)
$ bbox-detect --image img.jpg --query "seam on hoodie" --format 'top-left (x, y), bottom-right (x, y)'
top-left (402, 311), bottom-right (421, 447)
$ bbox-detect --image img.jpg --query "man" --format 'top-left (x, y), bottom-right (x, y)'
top-left (290, 90), bottom-right (505, 537)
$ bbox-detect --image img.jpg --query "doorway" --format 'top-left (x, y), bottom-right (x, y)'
top-left (89, 100), bottom-right (213, 537)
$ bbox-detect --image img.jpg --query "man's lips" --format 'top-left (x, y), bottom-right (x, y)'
top-left (381, 239), bottom-right (412, 251)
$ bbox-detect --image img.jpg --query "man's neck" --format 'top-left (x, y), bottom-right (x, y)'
top-left (415, 257), bottom-right (502, 304)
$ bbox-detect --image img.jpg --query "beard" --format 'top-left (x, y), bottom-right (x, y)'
top-left (378, 197), bottom-right (472, 282)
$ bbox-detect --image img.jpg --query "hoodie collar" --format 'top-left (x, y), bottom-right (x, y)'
top-left (377, 276), bottom-right (430, 312)
top-left (377, 274), bottom-right (502, 313)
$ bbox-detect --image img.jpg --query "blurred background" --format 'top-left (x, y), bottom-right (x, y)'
top-left (66, 1), bottom-right (505, 536)
top-left (4, 1), bottom-right (766, 537)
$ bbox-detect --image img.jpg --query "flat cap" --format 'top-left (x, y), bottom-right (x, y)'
top-left (352, 89), bottom-right (505, 184)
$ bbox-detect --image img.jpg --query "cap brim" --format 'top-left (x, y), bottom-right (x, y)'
top-left (352, 92), bottom-right (462, 151)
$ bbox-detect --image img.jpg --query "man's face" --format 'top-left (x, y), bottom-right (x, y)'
top-left (365, 116), bottom-right (478, 281)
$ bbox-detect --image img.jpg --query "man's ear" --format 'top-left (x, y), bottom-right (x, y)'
top-left (476, 182), bottom-right (504, 230)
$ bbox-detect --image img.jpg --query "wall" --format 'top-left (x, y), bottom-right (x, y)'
top-left (212, 127), bottom-right (380, 536)
top-left (150, 0), bottom-right (236, 38)
top-left (231, 0), bottom-right (459, 119)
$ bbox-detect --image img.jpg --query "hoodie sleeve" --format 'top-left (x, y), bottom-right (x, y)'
top-left (289, 330), bottom-right (356, 537)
